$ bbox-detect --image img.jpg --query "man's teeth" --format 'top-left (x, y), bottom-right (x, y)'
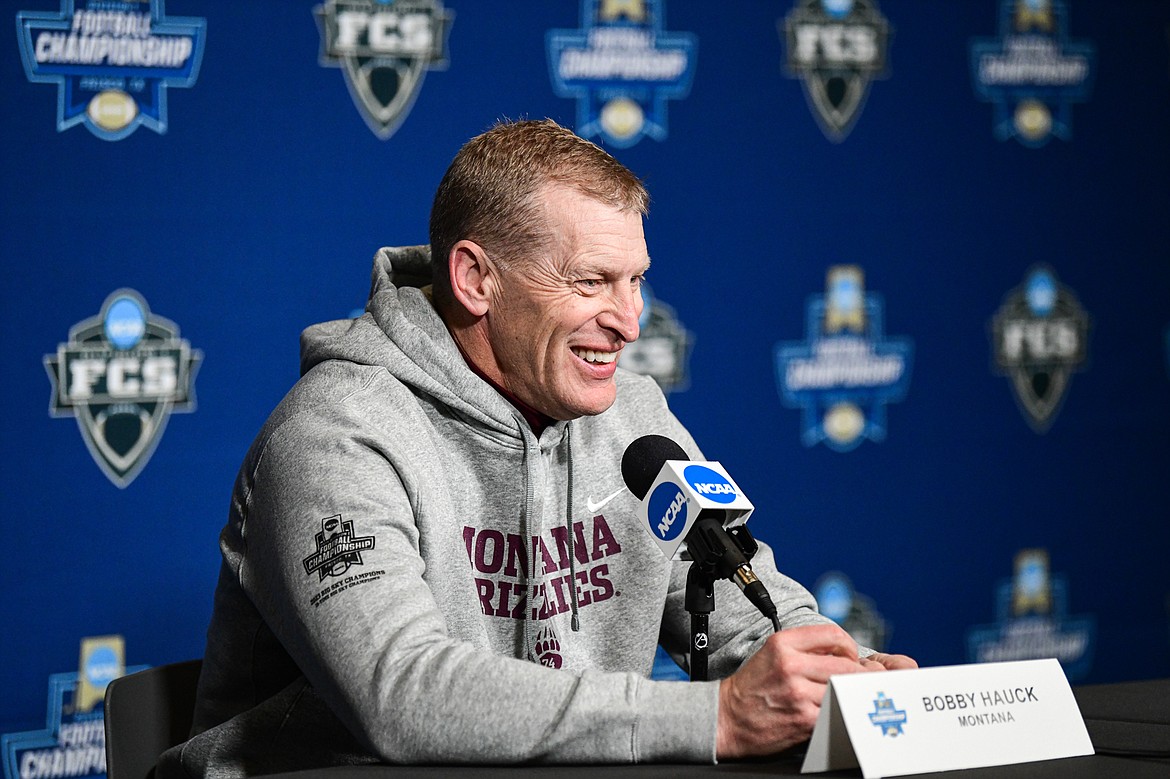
top-left (573, 348), bottom-right (617, 364)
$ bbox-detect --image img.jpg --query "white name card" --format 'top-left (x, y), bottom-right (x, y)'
top-left (801, 659), bottom-right (1093, 778)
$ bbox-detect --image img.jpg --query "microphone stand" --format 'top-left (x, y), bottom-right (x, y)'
top-left (685, 562), bottom-right (716, 682)
top-left (684, 519), bottom-right (760, 682)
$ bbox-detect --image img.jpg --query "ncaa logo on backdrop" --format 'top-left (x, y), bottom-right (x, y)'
top-left (314, 0), bottom-right (454, 140)
top-left (15, 0), bottom-right (206, 141)
top-left (547, 0), bottom-right (697, 148)
top-left (967, 549), bottom-right (1095, 681)
top-left (620, 282), bottom-right (692, 393)
top-left (990, 266), bottom-right (1089, 432)
top-left (969, 0), bottom-right (1095, 147)
top-left (780, 0), bottom-right (891, 142)
top-left (774, 266), bottom-right (913, 452)
top-left (44, 290), bottom-right (201, 488)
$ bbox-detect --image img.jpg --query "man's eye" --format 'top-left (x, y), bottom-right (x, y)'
top-left (578, 279), bottom-right (603, 290)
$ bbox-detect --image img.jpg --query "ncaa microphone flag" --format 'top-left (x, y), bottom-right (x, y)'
top-left (638, 460), bottom-right (754, 560)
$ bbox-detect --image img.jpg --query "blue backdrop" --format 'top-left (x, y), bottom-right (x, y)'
top-left (3, 0), bottom-right (1168, 738)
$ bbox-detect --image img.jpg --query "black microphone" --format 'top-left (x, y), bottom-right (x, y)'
top-left (621, 434), bottom-right (779, 630)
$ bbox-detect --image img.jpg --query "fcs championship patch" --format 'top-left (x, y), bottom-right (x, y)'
top-left (969, 0), bottom-right (1095, 148)
top-left (303, 515), bottom-right (376, 581)
top-left (780, 0), bottom-right (892, 142)
top-left (547, 0), bottom-right (697, 148)
top-left (15, 0), bottom-right (206, 141)
top-left (990, 266), bottom-right (1089, 432)
top-left (774, 265), bottom-right (913, 452)
top-left (44, 290), bottom-right (201, 488)
top-left (314, 0), bottom-right (453, 140)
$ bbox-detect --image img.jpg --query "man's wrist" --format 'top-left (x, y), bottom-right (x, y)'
top-left (715, 677), bottom-right (739, 759)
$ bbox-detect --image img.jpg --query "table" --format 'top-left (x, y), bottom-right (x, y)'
top-left (263, 678), bottom-right (1170, 779)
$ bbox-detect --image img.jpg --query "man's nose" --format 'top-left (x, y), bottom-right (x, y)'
top-left (601, 285), bottom-right (641, 343)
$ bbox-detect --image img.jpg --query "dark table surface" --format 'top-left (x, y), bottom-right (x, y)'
top-left (263, 678), bottom-right (1170, 779)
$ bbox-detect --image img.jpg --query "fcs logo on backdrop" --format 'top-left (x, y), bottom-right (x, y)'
top-left (990, 266), bottom-right (1089, 432)
top-left (967, 549), bottom-right (1095, 681)
top-left (814, 572), bottom-right (889, 653)
top-left (44, 290), bottom-right (201, 488)
top-left (969, 0), bottom-right (1095, 148)
top-left (1, 636), bottom-right (144, 779)
top-left (314, 0), bottom-right (453, 140)
top-left (619, 283), bottom-right (692, 394)
top-left (547, 0), bottom-right (697, 148)
top-left (15, 0), bottom-right (206, 141)
top-left (774, 266), bottom-right (913, 452)
top-left (780, 0), bottom-right (892, 142)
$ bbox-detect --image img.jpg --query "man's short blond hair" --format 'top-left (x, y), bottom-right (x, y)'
top-left (428, 119), bottom-right (648, 312)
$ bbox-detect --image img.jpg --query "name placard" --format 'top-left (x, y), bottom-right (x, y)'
top-left (801, 659), bottom-right (1093, 778)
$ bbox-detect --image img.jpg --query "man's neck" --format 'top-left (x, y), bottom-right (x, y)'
top-left (447, 325), bottom-right (554, 436)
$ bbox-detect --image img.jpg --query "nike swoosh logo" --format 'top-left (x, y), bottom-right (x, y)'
top-left (586, 488), bottom-right (625, 513)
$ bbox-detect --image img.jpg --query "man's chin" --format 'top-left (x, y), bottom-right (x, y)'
top-left (553, 387), bottom-right (618, 420)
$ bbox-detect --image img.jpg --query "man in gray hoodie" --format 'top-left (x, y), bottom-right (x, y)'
top-left (166, 119), bottom-right (914, 777)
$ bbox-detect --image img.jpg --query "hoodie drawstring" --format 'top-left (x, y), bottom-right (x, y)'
top-left (522, 419), bottom-right (581, 664)
top-left (565, 423), bottom-right (580, 633)
top-left (520, 424), bottom-right (537, 661)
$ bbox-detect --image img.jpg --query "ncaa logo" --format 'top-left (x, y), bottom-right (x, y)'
top-left (83, 645), bottom-right (120, 688)
top-left (683, 464), bottom-right (737, 504)
top-left (648, 483), bottom-right (688, 540)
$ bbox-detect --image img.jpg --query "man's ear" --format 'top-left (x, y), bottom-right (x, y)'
top-left (448, 240), bottom-right (497, 317)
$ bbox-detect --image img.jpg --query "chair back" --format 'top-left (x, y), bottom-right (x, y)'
top-left (104, 659), bottom-right (202, 779)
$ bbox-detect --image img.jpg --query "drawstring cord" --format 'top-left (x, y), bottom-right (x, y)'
top-left (523, 420), bottom-right (581, 665)
top-left (565, 423), bottom-right (580, 632)
top-left (521, 420), bottom-right (536, 661)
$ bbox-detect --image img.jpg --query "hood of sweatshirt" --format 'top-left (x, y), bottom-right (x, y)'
top-left (298, 246), bottom-right (565, 447)
top-left (297, 246), bottom-right (582, 644)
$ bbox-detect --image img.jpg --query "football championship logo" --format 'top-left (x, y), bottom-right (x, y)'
top-left (547, 0), bottom-right (697, 148)
top-left (314, 0), bottom-right (453, 139)
top-left (1, 636), bottom-right (141, 779)
top-left (44, 289), bottom-right (201, 488)
top-left (781, 0), bottom-right (891, 141)
top-left (990, 266), bottom-right (1089, 432)
top-left (303, 515), bottom-right (376, 581)
top-left (969, 0), bottom-right (1095, 147)
top-left (775, 266), bottom-right (913, 451)
top-left (967, 549), bottom-right (1095, 680)
top-left (16, 0), bottom-right (206, 140)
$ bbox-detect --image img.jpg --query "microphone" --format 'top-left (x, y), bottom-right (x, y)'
top-left (621, 434), bottom-right (779, 629)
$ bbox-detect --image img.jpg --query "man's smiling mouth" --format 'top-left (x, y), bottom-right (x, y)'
top-left (571, 347), bottom-right (618, 365)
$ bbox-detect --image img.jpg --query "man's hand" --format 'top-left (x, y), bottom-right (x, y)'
top-left (716, 624), bottom-right (914, 759)
top-left (861, 652), bottom-right (918, 671)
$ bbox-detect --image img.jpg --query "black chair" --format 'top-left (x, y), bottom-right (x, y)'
top-left (104, 659), bottom-right (202, 779)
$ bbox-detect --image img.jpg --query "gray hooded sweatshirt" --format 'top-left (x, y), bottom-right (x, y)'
top-left (162, 247), bottom-right (835, 777)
